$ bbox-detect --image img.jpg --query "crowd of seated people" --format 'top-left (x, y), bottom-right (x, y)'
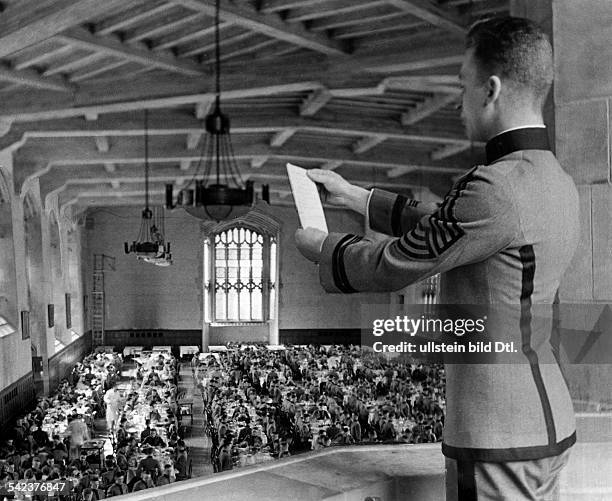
top-left (0, 352), bottom-right (119, 499)
top-left (0, 350), bottom-right (189, 500)
top-left (194, 345), bottom-right (445, 472)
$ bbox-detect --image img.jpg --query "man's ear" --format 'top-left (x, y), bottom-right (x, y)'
top-left (485, 75), bottom-right (502, 105)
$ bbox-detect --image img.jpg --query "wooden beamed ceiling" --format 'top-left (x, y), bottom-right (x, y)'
top-left (0, 0), bottom-right (509, 214)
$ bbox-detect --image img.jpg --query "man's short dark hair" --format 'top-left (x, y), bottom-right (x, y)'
top-left (466, 16), bottom-right (553, 104)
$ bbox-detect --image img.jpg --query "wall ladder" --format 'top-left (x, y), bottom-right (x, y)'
top-left (92, 254), bottom-right (115, 346)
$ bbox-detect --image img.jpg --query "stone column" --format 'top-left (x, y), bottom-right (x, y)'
top-left (514, 0), bottom-right (612, 405)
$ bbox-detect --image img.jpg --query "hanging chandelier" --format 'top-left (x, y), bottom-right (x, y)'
top-left (165, 0), bottom-right (269, 221)
top-left (124, 110), bottom-right (173, 266)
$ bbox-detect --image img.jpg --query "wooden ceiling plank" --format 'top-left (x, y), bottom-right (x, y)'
top-left (259, 0), bottom-right (331, 14)
top-left (152, 22), bottom-right (220, 51)
top-left (284, 0), bottom-right (388, 24)
top-left (332, 19), bottom-right (422, 39)
top-left (56, 27), bottom-right (205, 76)
top-left (385, 0), bottom-right (468, 36)
top-left (235, 41), bottom-right (296, 61)
top-left (43, 52), bottom-right (107, 77)
top-left (310, 9), bottom-right (407, 32)
top-left (356, 44), bottom-right (464, 73)
top-left (180, 31), bottom-right (257, 59)
top-left (167, 0), bottom-right (348, 55)
top-left (0, 49), bottom-right (466, 120)
top-left (125, 12), bottom-right (204, 43)
top-left (95, 1), bottom-right (177, 36)
top-left (0, 64), bottom-right (74, 92)
top-left (0, 0), bottom-right (144, 59)
top-left (69, 60), bottom-right (130, 82)
top-left (401, 93), bottom-right (458, 125)
top-left (13, 44), bottom-right (75, 71)
top-left (219, 39), bottom-right (278, 63)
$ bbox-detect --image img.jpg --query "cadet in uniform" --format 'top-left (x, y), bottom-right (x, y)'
top-left (295, 16), bottom-right (578, 501)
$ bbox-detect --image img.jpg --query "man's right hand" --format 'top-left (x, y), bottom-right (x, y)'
top-left (306, 169), bottom-right (370, 215)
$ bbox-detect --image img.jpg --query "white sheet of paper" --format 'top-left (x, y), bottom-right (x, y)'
top-left (286, 163), bottom-right (328, 233)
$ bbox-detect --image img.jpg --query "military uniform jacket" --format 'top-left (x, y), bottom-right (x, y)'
top-left (318, 128), bottom-right (579, 462)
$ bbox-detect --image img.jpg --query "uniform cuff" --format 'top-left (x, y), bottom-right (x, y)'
top-left (368, 189), bottom-right (401, 235)
top-left (319, 233), bottom-right (361, 293)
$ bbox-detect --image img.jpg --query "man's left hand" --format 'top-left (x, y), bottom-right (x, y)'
top-left (295, 228), bottom-right (328, 263)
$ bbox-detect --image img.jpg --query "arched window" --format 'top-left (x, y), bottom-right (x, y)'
top-left (204, 225), bottom-right (277, 323)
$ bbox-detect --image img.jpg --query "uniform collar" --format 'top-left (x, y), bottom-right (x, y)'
top-left (485, 126), bottom-right (550, 165)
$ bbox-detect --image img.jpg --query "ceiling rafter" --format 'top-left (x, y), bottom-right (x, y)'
top-left (283, 1), bottom-right (389, 24)
top-left (0, 0), bottom-right (143, 59)
top-left (40, 164), bottom-right (427, 202)
top-left (12, 44), bottom-right (75, 71)
top-left (0, 63), bottom-right (74, 92)
top-left (1, 113), bottom-right (477, 155)
top-left (55, 27), bottom-right (205, 76)
top-left (42, 52), bottom-right (107, 77)
top-left (124, 12), bottom-right (205, 43)
top-left (179, 31), bottom-right (257, 58)
top-left (69, 59), bottom-right (129, 82)
top-left (0, 45), bottom-right (465, 122)
top-left (151, 22), bottom-right (223, 51)
top-left (401, 93), bottom-right (458, 126)
top-left (385, 0), bottom-right (468, 36)
top-left (17, 138), bottom-right (465, 171)
top-left (167, 0), bottom-right (349, 55)
top-left (94, 1), bottom-right (177, 36)
top-left (259, 0), bottom-right (331, 14)
top-left (15, 135), bottom-right (465, 193)
top-left (310, 8), bottom-right (407, 32)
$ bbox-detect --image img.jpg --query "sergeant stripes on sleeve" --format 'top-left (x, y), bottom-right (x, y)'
top-left (330, 171), bottom-right (475, 291)
top-left (396, 174), bottom-right (472, 260)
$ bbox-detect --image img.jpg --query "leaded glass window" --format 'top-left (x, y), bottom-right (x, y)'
top-left (207, 226), bottom-right (276, 322)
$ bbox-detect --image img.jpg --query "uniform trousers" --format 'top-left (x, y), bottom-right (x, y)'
top-left (445, 448), bottom-right (571, 501)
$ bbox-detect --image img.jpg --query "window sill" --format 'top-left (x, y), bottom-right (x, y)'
top-left (210, 321), bottom-right (269, 327)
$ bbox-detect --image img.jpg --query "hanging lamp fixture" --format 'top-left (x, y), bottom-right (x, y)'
top-left (165, 0), bottom-right (269, 221)
top-left (124, 110), bottom-right (173, 266)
